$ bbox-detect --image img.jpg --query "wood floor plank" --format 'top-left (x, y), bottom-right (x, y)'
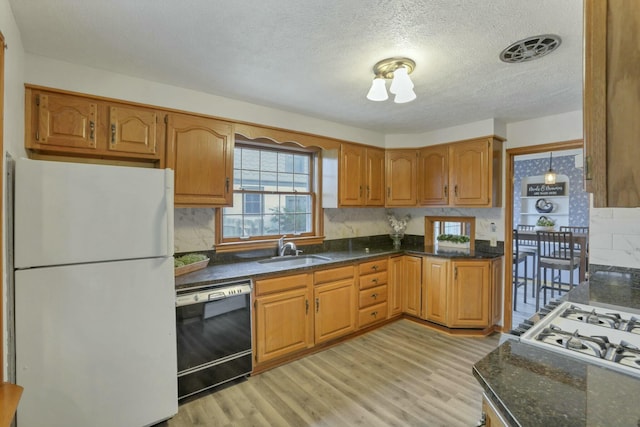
top-left (163, 319), bottom-right (500, 427)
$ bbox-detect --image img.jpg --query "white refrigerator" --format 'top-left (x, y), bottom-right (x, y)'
top-left (13, 158), bottom-right (178, 427)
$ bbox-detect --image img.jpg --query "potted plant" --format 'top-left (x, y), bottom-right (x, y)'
top-left (436, 234), bottom-right (471, 250)
top-left (535, 216), bottom-right (556, 231)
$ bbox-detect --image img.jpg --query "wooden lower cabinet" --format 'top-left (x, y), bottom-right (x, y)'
top-left (358, 258), bottom-right (389, 328)
top-left (401, 256), bottom-right (422, 317)
top-left (449, 260), bottom-right (491, 328)
top-left (480, 394), bottom-right (508, 427)
top-left (254, 273), bottom-right (313, 364)
top-left (423, 257), bottom-right (502, 329)
top-left (423, 257), bottom-right (450, 325)
top-left (314, 277), bottom-right (357, 344)
top-left (388, 256), bottom-right (403, 316)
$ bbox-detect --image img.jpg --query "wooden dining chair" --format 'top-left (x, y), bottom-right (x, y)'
top-left (559, 226), bottom-right (589, 270)
top-left (517, 224), bottom-right (537, 296)
top-left (535, 230), bottom-right (581, 311)
top-left (512, 229), bottom-right (529, 310)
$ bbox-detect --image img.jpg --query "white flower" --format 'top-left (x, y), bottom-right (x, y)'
top-left (387, 213), bottom-right (411, 233)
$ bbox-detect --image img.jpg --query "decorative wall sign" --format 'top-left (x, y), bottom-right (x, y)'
top-left (526, 182), bottom-right (566, 197)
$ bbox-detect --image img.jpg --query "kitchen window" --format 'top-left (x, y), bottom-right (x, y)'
top-left (219, 143), bottom-right (317, 245)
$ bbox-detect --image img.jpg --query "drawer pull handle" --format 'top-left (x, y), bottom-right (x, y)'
top-left (371, 293), bottom-right (378, 299)
top-left (371, 278), bottom-right (378, 284)
top-left (371, 311), bottom-right (378, 318)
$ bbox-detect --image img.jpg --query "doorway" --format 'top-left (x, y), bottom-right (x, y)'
top-left (503, 139), bottom-right (585, 331)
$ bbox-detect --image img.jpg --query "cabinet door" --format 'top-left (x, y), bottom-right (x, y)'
top-left (30, 91), bottom-right (99, 151)
top-left (166, 113), bottom-right (234, 206)
top-left (402, 256), bottom-right (422, 317)
top-left (385, 149), bottom-right (417, 206)
top-left (388, 256), bottom-right (403, 316)
top-left (254, 287), bottom-right (313, 364)
top-left (339, 143), bottom-right (365, 206)
top-left (584, 0), bottom-right (640, 207)
top-left (449, 261), bottom-right (490, 328)
top-left (450, 139), bottom-right (491, 206)
top-left (108, 105), bottom-right (160, 157)
top-left (418, 145), bottom-right (449, 206)
top-left (424, 257), bottom-right (450, 325)
top-left (314, 279), bottom-right (357, 344)
top-left (365, 147), bottom-right (386, 206)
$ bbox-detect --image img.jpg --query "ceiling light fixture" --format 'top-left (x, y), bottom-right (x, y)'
top-left (366, 57), bottom-right (416, 104)
top-left (544, 152), bottom-right (557, 185)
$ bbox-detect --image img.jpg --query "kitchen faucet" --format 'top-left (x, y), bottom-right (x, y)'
top-left (278, 236), bottom-right (298, 256)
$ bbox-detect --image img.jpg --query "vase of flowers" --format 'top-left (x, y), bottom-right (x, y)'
top-left (387, 212), bottom-right (411, 249)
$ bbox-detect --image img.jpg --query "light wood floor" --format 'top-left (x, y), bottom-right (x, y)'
top-left (159, 320), bottom-right (501, 427)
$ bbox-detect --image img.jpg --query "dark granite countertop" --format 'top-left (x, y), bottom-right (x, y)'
top-left (474, 269), bottom-right (640, 426)
top-left (175, 242), bottom-right (503, 289)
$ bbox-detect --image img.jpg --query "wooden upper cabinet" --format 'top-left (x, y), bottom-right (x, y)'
top-left (364, 147), bottom-right (385, 206)
top-left (108, 105), bottom-right (159, 155)
top-left (449, 137), bottom-right (502, 207)
top-left (25, 87), bottom-right (163, 164)
top-left (28, 90), bottom-right (99, 151)
top-left (165, 113), bottom-right (234, 207)
top-left (385, 149), bottom-right (417, 206)
top-left (339, 143), bottom-right (365, 206)
top-left (418, 144), bottom-right (449, 206)
top-left (584, 0), bottom-right (640, 207)
top-left (338, 144), bottom-right (385, 206)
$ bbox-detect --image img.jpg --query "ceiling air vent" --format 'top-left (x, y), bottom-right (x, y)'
top-left (499, 34), bottom-right (562, 63)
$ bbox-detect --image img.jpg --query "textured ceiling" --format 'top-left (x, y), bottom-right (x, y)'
top-left (9, 0), bottom-right (583, 134)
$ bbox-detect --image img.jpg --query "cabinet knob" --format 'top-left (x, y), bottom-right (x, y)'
top-left (372, 265), bottom-right (378, 271)
top-left (371, 311), bottom-right (378, 318)
top-left (371, 293), bottom-right (378, 299)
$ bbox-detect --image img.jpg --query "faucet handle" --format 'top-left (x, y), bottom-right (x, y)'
top-left (295, 249), bottom-right (303, 256)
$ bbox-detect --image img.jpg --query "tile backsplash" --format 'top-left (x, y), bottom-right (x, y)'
top-left (590, 203), bottom-right (640, 269)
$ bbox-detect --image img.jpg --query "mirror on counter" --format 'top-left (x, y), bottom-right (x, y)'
top-left (424, 216), bottom-right (476, 248)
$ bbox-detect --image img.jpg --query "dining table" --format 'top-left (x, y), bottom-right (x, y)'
top-left (517, 229), bottom-right (589, 283)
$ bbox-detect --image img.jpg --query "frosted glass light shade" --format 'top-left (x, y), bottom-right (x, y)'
top-left (544, 170), bottom-right (557, 185)
top-left (366, 78), bottom-right (388, 101)
top-left (394, 87), bottom-right (417, 103)
top-left (389, 66), bottom-right (414, 95)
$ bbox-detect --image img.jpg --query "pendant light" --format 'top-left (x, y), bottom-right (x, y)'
top-left (544, 152), bottom-right (557, 185)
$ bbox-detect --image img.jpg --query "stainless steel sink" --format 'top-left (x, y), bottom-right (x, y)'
top-left (258, 255), bottom-right (331, 267)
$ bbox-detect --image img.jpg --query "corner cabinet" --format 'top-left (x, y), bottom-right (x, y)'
top-left (584, 0), bottom-right (640, 207)
top-left (423, 256), bottom-right (502, 330)
top-left (386, 149), bottom-right (418, 206)
top-left (417, 137), bottom-right (503, 207)
top-left (165, 113), bottom-right (234, 207)
top-left (25, 87), bottom-right (163, 164)
top-left (338, 144), bottom-right (385, 207)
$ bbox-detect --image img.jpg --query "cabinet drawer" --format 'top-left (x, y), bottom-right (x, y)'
top-left (358, 284), bottom-right (388, 308)
top-left (358, 302), bottom-right (388, 328)
top-left (314, 265), bottom-right (354, 285)
top-left (358, 259), bottom-right (388, 275)
top-left (359, 271), bottom-right (388, 290)
top-left (255, 273), bottom-right (311, 296)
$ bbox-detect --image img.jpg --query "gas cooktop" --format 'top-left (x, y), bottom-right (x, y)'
top-left (520, 301), bottom-right (640, 378)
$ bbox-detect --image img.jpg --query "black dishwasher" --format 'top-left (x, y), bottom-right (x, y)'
top-left (175, 280), bottom-right (253, 400)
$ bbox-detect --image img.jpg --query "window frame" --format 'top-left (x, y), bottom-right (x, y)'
top-left (215, 139), bottom-right (324, 252)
